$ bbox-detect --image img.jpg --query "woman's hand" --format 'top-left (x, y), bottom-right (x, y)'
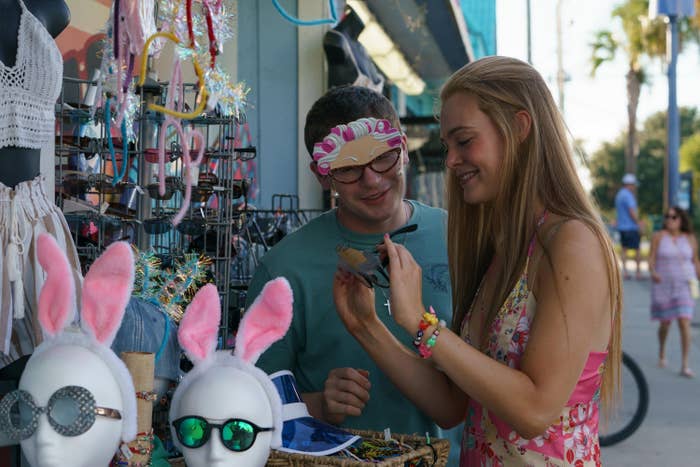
top-left (381, 235), bottom-right (425, 333)
top-left (333, 269), bottom-right (380, 337)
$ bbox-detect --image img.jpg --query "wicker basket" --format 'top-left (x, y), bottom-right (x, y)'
top-left (266, 429), bottom-right (450, 466)
top-left (168, 430), bottom-right (449, 466)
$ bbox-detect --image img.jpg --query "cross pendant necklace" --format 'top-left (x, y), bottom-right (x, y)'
top-left (380, 288), bottom-right (391, 315)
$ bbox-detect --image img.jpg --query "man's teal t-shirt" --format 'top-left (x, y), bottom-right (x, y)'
top-left (248, 201), bottom-right (452, 436)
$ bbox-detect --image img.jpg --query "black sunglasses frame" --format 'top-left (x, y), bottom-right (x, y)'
top-left (172, 415), bottom-right (273, 452)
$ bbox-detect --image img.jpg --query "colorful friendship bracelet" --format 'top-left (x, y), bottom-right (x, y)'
top-left (413, 306), bottom-right (441, 358)
top-left (418, 328), bottom-right (440, 359)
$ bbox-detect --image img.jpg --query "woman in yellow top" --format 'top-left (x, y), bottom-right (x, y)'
top-left (334, 56), bottom-right (621, 466)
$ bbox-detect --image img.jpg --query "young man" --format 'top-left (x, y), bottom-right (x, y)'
top-left (248, 86), bottom-right (455, 440)
top-left (615, 173), bottom-right (643, 279)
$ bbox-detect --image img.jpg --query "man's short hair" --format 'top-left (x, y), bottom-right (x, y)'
top-left (303, 85), bottom-right (400, 157)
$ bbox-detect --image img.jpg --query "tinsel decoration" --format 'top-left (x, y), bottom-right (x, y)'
top-left (157, 0), bottom-right (250, 118)
top-left (132, 247), bottom-right (212, 323)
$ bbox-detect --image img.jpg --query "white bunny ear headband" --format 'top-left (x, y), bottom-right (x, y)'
top-left (169, 279), bottom-right (294, 449)
top-left (31, 233), bottom-right (137, 442)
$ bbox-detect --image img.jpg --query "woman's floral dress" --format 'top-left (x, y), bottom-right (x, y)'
top-left (459, 236), bottom-right (607, 466)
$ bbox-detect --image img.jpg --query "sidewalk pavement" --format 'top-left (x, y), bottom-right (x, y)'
top-left (601, 272), bottom-right (700, 466)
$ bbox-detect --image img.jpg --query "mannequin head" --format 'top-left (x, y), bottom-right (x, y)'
top-left (19, 344), bottom-right (124, 467)
top-left (0, 234), bottom-right (137, 465)
top-left (169, 281), bottom-right (293, 467)
top-left (173, 361), bottom-right (276, 467)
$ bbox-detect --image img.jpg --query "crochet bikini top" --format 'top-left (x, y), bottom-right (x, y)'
top-left (0, 0), bottom-right (63, 149)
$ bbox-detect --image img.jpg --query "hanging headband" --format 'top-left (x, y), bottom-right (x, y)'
top-left (138, 31), bottom-right (209, 120)
top-left (312, 118), bottom-right (403, 175)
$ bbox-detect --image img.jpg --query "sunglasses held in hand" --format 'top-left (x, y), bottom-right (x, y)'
top-left (336, 224), bottom-right (417, 288)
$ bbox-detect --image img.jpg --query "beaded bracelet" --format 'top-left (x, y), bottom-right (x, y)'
top-left (412, 306), bottom-right (437, 347)
top-left (413, 307), bottom-right (441, 358)
top-left (418, 327), bottom-right (440, 359)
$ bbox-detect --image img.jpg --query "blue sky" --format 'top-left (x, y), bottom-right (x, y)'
top-left (496, 0), bottom-right (700, 157)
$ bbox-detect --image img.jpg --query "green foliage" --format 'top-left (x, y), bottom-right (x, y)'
top-left (680, 131), bottom-right (700, 229)
top-left (590, 107), bottom-right (700, 218)
top-left (590, 139), bottom-right (626, 211)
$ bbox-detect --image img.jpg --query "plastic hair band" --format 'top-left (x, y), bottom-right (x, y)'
top-left (186, 0), bottom-right (195, 47)
top-left (104, 97), bottom-right (129, 185)
top-left (114, 0), bottom-right (120, 60)
top-left (272, 0), bottom-right (338, 26)
top-left (138, 32), bottom-right (209, 120)
top-left (203, 0), bottom-right (219, 68)
top-left (185, 0), bottom-right (218, 69)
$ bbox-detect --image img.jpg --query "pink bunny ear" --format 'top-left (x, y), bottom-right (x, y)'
top-left (235, 277), bottom-right (293, 364)
top-left (36, 234), bottom-right (76, 337)
top-left (178, 284), bottom-right (221, 364)
top-left (81, 241), bottom-right (134, 345)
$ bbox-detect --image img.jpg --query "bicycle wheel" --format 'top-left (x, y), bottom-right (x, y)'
top-left (599, 351), bottom-right (649, 447)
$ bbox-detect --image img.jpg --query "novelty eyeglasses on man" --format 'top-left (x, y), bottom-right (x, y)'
top-left (312, 117), bottom-right (405, 183)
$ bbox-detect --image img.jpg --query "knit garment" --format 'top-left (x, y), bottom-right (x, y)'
top-left (0, 0), bottom-right (63, 149)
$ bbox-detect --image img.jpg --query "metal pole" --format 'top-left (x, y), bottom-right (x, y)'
top-left (667, 14), bottom-right (680, 207)
top-left (526, 0), bottom-right (532, 64)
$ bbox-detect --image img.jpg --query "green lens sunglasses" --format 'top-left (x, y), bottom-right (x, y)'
top-left (173, 415), bottom-right (273, 452)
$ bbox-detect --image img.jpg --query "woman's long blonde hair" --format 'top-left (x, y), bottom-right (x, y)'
top-left (441, 56), bottom-right (621, 414)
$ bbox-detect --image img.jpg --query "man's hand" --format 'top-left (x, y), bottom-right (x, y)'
top-left (334, 269), bottom-right (379, 336)
top-left (319, 368), bottom-right (371, 425)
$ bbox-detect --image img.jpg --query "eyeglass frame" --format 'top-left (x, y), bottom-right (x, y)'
top-left (172, 415), bottom-right (273, 452)
top-left (0, 386), bottom-right (122, 440)
top-left (664, 213), bottom-right (679, 220)
top-left (327, 148), bottom-right (402, 184)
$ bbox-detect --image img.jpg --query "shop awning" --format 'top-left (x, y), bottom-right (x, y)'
top-left (364, 0), bottom-right (474, 82)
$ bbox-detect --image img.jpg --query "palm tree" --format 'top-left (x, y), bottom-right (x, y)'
top-left (590, 0), bottom-right (667, 175)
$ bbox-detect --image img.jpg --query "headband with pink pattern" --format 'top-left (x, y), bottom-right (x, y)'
top-left (312, 117), bottom-right (403, 175)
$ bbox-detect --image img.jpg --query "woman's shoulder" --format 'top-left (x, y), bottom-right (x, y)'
top-left (540, 215), bottom-right (598, 248)
top-left (537, 215), bottom-right (608, 268)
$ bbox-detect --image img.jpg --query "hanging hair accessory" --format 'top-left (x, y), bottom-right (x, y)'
top-left (138, 32), bottom-right (209, 120)
top-left (272, 0), bottom-right (338, 26)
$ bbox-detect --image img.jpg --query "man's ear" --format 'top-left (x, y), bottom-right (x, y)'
top-left (310, 160), bottom-right (332, 190)
top-left (401, 135), bottom-right (410, 165)
top-left (515, 110), bottom-right (532, 143)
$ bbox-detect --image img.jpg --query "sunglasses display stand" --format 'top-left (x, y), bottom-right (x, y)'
top-left (56, 77), bottom-right (138, 274)
top-left (53, 78), bottom-right (332, 359)
top-left (54, 77), bottom-right (252, 347)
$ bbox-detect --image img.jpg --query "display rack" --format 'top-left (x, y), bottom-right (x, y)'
top-left (55, 78), bottom-right (325, 345)
top-left (54, 77), bottom-right (249, 342)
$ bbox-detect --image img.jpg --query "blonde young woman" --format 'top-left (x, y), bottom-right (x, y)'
top-left (334, 56), bottom-right (621, 466)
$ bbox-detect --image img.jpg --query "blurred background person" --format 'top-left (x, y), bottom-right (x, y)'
top-left (648, 206), bottom-right (699, 378)
top-left (615, 173), bottom-right (644, 279)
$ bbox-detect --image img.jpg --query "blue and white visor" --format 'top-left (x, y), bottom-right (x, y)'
top-left (269, 370), bottom-right (360, 456)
